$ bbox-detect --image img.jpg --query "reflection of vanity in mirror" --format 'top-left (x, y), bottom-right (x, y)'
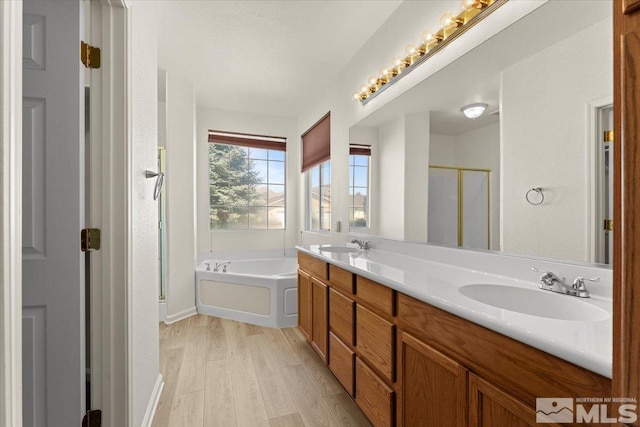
top-left (349, 0), bottom-right (613, 266)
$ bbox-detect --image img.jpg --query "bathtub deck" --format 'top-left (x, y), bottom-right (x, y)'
top-left (153, 314), bottom-right (372, 427)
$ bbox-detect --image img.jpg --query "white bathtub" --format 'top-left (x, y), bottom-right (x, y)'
top-left (196, 256), bottom-right (298, 328)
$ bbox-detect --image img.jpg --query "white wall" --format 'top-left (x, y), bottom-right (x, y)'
top-left (501, 18), bottom-right (612, 262)
top-left (404, 113), bottom-right (430, 241)
top-left (377, 117), bottom-right (405, 240)
top-left (430, 122), bottom-right (501, 249)
top-left (161, 70), bottom-right (197, 321)
top-left (130, 1), bottom-right (160, 425)
top-left (197, 107), bottom-right (299, 253)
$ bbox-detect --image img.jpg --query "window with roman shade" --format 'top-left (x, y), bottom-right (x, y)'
top-left (208, 130), bottom-right (287, 230)
top-left (301, 112), bottom-right (330, 172)
top-left (302, 113), bottom-right (331, 231)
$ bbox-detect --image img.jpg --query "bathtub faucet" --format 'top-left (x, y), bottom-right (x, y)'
top-left (214, 261), bottom-right (231, 272)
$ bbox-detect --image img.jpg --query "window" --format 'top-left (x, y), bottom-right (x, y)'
top-left (302, 112), bottom-right (331, 232)
top-left (349, 144), bottom-right (370, 229)
top-left (208, 130), bottom-right (286, 230)
top-left (308, 161), bottom-right (331, 231)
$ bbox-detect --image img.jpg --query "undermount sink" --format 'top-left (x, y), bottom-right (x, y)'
top-left (459, 284), bottom-right (609, 321)
top-left (317, 245), bottom-right (360, 254)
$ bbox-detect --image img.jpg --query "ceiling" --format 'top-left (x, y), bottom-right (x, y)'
top-left (157, 1), bottom-right (402, 117)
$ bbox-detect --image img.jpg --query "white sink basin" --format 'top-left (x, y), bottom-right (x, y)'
top-left (459, 284), bottom-right (609, 321)
top-left (317, 246), bottom-right (360, 254)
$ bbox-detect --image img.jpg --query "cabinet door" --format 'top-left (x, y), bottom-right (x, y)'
top-left (329, 332), bottom-right (355, 396)
top-left (469, 374), bottom-right (561, 427)
top-left (398, 332), bottom-right (468, 427)
top-left (356, 357), bottom-right (395, 427)
top-left (330, 288), bottom-right (355, 346)
top-left (311, 278), bottom-right (329, 363)
top-left (356, 304), bottom-right (395, 382)
top-left (297, 269), bottom-right (312, 341)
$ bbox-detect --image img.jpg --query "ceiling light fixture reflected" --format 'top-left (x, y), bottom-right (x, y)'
top-left (461, 103), bottom-right (488, 119)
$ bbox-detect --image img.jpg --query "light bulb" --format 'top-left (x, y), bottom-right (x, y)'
top-left (368, 76), bottom-right (378, 86)
top-left (421, 29), bottom-right (443, 45)
top-left (360, 85), bottom-right (369, 94)
top-left (353, 91), bottom-right (362, 101)
top-left (440, 11), bottom-right (461, 29)
top-left (405, 45), bottom-right (417, 57)
top-left (380, 67), bottom-right (390, 76)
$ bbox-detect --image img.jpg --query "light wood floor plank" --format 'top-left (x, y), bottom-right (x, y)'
top-left (281, 365), bottom-right (340, 427)
top-left (157, 316), bottom-right (370, 427)
top-left (152, 348), bottom-right (184, 427)
top-left (269, 413), bottom-right (305, 427)
top-left (248, 334), bottom-right (298, 418)
top-left (167, 390), bottom-right (204, 427)
top-left (324, 393), bottom-right (373, 427)
top-left (206, 316), bottom-right (229, 361)
top-left (204, 359), bottom-right (237, 427)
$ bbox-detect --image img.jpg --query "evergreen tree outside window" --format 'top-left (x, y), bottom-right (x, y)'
top-left (208, 131), bottom-right (286, 230)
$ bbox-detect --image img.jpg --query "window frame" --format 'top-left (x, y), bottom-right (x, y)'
top-left (306, 160), bottom-right (331, 233)
top-left (208, 131), bottom-right (287, 231)
top-left (349, 153), bottom-right (370, 230)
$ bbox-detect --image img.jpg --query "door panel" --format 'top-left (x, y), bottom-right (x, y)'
top-left (22, 0), bottom-right (85, 425)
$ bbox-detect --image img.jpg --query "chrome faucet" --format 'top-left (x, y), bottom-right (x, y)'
top-left (204, 262), bottom-right (211, 271)
top-left (350, 239), bottom-right (370, 250)
top-left (214, 261), bottom-right (231, 272)
top-left (532, 268), bottom-right (599, 298)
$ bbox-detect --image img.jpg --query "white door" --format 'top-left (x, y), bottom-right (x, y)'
top-left (22, 0), bottom-right (85, 425)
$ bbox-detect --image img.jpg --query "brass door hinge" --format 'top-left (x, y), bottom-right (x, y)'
top-left (81, 228), bottom-right (101, 252)
top-left (81, 41), bottom-right (101, 69)
top-left (604, 130), bottom-right (614, 142)
top-left (82, 409), bottom-right (102, 427)
top-left (604, 219), bottom-right (614, 231)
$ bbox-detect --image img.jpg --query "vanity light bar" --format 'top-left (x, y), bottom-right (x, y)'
top-left (353, 0), bottom-right (507, 105)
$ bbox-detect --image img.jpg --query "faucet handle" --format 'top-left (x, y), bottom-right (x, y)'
top-left (531, 267), bottom-right (566, 284)
top-left (572, 276), bottom-right (600, 289)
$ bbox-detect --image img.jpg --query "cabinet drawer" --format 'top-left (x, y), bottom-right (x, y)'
top-left (356, 357), bottom-right (394, 427)
top-left (330, 264), bottom-right (355, 295)
top-left (298, 251), bottom-right (328, 280)
top-left (330, 288), bottom-right (355, 346)
top-left (357, 276), bottom-right (394, 317)
top-left (356, 304), bottom-right (395, 382)
top-left (329, 333), bottom-right (355, 396)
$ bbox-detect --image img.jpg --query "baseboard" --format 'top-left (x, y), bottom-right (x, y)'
top-left (141, 374), bottom-right (164, 427)
top-left (164, 306), bottom-right (197, 324)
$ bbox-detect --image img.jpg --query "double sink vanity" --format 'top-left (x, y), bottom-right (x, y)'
top-left (295, 241), bottom-right (612, 426)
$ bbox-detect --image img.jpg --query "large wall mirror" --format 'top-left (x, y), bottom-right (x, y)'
top-left (349, 0), bottom-right (612, 266)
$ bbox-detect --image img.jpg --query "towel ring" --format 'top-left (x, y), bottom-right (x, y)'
top-left (526, 187), bottom-right (544, 205)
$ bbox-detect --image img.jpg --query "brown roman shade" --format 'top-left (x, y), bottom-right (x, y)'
top-left (349, 144), bottom-right (371, 156)
top-left (208, 130), bottom-right (286, 151)
top-left (301, 112), bottom-right (330, 172)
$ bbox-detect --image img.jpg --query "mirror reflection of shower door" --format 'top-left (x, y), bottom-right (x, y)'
top-left (428, 168), bottom-right (459, 246)
top-left (428, 166), bottom-right (490, 250)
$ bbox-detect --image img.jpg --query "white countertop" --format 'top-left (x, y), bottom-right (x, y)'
top-left (296, 244), bottom-right (612, 378)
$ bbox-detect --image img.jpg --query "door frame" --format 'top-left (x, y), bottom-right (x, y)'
top-left (0, 2), bottom-right (23, 426)
top-left (0, 0), bottom-right (133, 425)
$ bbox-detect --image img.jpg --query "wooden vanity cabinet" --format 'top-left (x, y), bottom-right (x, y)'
top-left (297, 251), bottom-right (611, 427)
top-left (311, 278), bottom-right (329, 362)
top-left (468, 374), bottom-right (561, 427)
top-left (297, 269), bottom-right (312, 341)
top-left (397, 332), bottom-right (468, 427)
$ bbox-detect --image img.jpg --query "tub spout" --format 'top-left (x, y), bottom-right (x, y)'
top-left (214, 260), bottom-right (231, 272)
